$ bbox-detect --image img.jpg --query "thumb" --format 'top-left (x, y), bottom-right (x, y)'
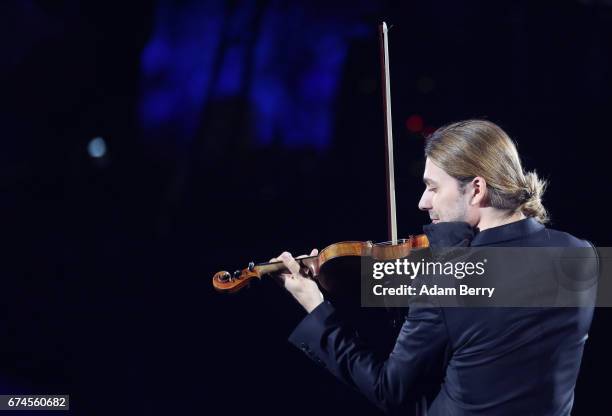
top-left (304, 248), bottom-right (319, 277)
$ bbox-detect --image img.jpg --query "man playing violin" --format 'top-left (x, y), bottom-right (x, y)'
top-left (271, 119), bottom-right (594, 415)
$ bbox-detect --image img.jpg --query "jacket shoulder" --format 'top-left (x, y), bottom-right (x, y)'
top-left (537, 227), bottom-right (592, 248)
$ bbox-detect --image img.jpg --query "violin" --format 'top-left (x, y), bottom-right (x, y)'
top-left (212, 235), bottom-right (429, 293)
top-left (212, 22), bottom-right (423, 294)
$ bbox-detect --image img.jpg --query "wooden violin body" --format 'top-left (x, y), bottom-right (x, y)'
top-left (212, 234), bottom-right (429, 293)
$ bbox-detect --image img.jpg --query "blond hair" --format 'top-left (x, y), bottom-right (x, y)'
top-left (425, 120), bottom-right (549, 223)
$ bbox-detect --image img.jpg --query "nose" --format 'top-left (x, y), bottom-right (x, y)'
top-left (418, 189), bottom-right (431, 212)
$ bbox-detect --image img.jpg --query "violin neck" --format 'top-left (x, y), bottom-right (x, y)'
top-left (257, 255), bottom-right (317, 275)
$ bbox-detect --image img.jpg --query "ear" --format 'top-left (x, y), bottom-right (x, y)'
top-left (469, 176), bottom-right (488, 206)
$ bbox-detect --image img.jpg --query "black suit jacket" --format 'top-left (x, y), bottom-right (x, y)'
top-left (288, 218), bottom-right (595, 415)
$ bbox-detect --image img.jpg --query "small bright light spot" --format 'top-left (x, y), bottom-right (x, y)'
top-left (88, 137), bottom-right (107, 158)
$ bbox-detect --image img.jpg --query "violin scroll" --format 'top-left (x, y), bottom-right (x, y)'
top-left (213, 263), bottom-right (261, 293)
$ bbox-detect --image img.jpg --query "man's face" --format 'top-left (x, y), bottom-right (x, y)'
top-left (418, 158), bottom-right (475, 224)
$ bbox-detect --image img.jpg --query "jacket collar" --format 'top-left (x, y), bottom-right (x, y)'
top-left (470, 217), bottom-right (544, 246)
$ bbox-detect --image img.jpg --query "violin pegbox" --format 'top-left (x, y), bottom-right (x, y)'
top-left (212, 261), bottom-right (260, 293)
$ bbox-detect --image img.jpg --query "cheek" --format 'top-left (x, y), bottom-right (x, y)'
top-left (432, 192), bottom-right (445, 207)
top-left (433, 192), bottom-right (454, 215)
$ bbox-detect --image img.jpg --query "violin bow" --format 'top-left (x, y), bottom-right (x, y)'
top-left (379, 22), bottom-right (429, 416)
top-left (379, 22), bottom-right (398, 245)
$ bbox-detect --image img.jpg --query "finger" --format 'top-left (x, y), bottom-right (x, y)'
top-left (269, 256), bottom-right (285, 276)
top-left (305, 248), bottom-right (319, 276)
top-left (294, 249), bottom-right (319, 277)
top-left (279, 252), bottom-right (301, 276)
top-left (295, 248), bottom-right (318, 259)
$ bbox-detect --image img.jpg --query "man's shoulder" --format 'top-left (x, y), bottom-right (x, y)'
top-left (536, 225), bottom-right (592, 248)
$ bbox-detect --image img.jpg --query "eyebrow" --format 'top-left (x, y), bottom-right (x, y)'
top-left (423, 177), bottom-right (438, 186)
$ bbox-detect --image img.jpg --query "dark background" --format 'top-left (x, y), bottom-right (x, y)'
top-left (2, 0), bottom-right (611, 414)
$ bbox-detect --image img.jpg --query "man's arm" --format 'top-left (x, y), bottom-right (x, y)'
top-left (272, 224), bottom-right (471, 413)
top-left (287, 299), bottom-right (449, 413)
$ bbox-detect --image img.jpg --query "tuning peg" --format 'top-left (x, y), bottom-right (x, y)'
top-left (248, 261), bottom-right (255, 271)
top-left (216, 271), bottom-right (231, 283)
top-left (233, 270), bottom-right (241, 279)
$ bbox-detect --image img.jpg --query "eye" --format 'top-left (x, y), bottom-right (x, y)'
top-left (427, 187), bottom-right (437, 192)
